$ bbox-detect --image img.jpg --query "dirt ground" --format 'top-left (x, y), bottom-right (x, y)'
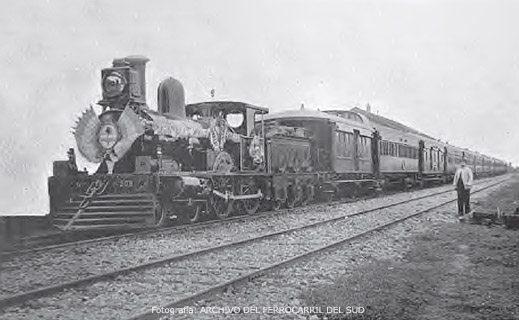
top-left (303, 178), bottom-right (519, 320)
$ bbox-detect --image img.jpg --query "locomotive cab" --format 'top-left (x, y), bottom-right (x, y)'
top-left (185, 101), bottom-right (268, 173)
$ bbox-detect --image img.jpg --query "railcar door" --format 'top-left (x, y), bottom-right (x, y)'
top-left (429, 147), bottom-right (433, 170)
top-left (418, 140), bottom-right (424, 175)
top-left (443, 147), bottom-right (448, 173)
top-left (353, 130), bottom-right (360, 171)
top-left (371, 130), bottom-right (381, 178)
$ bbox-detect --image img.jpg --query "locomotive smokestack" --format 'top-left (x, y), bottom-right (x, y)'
top-left (122, 55), bottom-right (150, 102)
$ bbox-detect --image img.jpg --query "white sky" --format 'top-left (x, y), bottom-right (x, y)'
top-left (1, 0), bottom-right (518, 214)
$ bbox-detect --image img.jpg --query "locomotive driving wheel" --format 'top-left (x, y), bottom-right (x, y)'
top-left (210, 195), bottom-right (234, 219)
top-left (210, 177), bottom-right (234, 219)
top-left (239, 178), bottom-right (261, 215)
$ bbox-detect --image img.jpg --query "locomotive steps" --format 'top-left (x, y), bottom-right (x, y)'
top-left (51, 193), bottom-right (157, 229)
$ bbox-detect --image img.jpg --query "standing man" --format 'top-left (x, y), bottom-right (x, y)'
top-left (453, 159), bottom-right (474, 216)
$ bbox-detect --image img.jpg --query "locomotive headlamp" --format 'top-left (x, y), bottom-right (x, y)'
top-left (98, 122), bottom-right (119, 149)
top-left (102, 72), bottom-right (127, 98)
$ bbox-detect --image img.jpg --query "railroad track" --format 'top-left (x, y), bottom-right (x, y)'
top-left (129, 177), bottom-right (508, 320)
top-left (1, 187), bottom-right (404, 257)
top-left (2, 191), bottom-right (369, 257)
top-left (1, 177), bottom-right (499, 300)
top-left (4, 228), bottom-right (139, 255)
top-left (1, 176), bottom-right (496, 258)
top-left (0, 176), bottom-right (508, 320)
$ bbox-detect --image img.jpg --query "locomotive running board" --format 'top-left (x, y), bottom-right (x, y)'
top-left (52, 193), bottom-right (157, 230)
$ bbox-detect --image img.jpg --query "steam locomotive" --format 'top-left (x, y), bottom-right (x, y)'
top-left (47, 56), bottom-right (509, 230)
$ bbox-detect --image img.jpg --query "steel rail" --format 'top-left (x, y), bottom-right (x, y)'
top-left (127, 177), bottom-right (508, 320)
top-left (0, 177), bottom-right (507, 310)
top-left (3, 176), bottom-right (503, 258)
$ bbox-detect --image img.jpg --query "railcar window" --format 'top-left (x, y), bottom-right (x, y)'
top-left (336, 131), bottom-right (356, 158)
top-left (364, 137), bottom-right (371, 158)
top-left (346, 132), bottom-right (354, 157)
top-left (360, 136), bottom-right (369, 158)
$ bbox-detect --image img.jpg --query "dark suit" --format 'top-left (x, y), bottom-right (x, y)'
top-left (456, 175), bottom-right (470, 215)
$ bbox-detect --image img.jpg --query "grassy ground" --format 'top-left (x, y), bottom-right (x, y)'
top-left (475, 178), bottom-right (519, 215)
top-left (302, 178), bottom-right (519, 320)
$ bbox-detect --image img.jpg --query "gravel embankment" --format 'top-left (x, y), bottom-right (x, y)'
top-left (151, 178), bottom-right (512, 320)
top-left (2, 177), bottom-right (492, 298)
top-left (0, 177), bottom-right (506, 320)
